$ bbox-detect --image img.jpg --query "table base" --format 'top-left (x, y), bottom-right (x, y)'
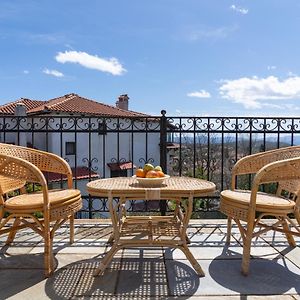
top-left (94, 215), bottom-right (205, 277)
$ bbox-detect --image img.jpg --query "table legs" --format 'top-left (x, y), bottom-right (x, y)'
top-left (94, 194), bottom-right (205, 277)
top-left (94, 243), bottom-right (121, 276)
top-left (178, 245), bottom-right (205, 276)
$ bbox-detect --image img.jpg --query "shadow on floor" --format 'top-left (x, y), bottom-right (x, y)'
top-left (0, 253), bottom-right (48, 299)
top-left (45, 257), bottom-right (200, 299)
top-left (209, 246), bottom-right (300, 295)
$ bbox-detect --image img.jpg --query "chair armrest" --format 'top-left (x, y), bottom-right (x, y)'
top-left (254, 157), bottom-right (300, 185)
top-left (0, 154), bottom-right (50, 206)
top-left (249, 157), bottom-right (300, 208)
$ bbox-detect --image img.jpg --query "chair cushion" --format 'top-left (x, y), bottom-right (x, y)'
top-left (5, 189), bottom-right (81, 211)
top-left (221, 190), bottom-right (295, 211)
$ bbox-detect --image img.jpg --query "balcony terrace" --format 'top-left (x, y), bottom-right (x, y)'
top-left (0, 114), bottom-right (300, 298)
top-left (1, 220), bottom-right (299, 299)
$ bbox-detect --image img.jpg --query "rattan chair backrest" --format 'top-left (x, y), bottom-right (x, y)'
top-left (234, 146), bottom-right (300, 201)
top-left (0, 154), bottom-right (46, 194)
top-left (233, 146), bottom-right (300, 176)
top-left (0, 143), bottom-right (69, 174)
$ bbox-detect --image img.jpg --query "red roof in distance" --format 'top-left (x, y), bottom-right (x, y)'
top-left (107, 161), bottom-right (136, 171)
top-left (0, 93), bottom-right (149, 117)
top-left (45, 166), bottom-right (99, 182)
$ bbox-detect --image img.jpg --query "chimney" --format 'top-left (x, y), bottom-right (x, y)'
top-left (15, 103), bottom-right (27, 146)
top-left (116, 94), bottom-right (129, 111)
top-left (15, 102), bottom-right (27, 116)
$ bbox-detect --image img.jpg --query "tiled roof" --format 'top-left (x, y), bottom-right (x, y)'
top-left (0, 93), bottom-right (149, 117)
top-left (166, 142), bottom-right (180, 149)
top-left (45, 166), bottom-right (99, 182)
top-left (0, 98), bottom-right (44, 115)
top-left (107, 161), bottom-right (136, 171)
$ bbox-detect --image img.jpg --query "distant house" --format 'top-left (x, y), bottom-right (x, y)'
top-left (0, 93), bottom-right (165, 184)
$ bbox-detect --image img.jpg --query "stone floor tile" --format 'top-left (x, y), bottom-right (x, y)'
top-left (50, 259), bottom-right (120, 298)
top-left (247, 296), bottom-right (296, 300)
top-left (0, 253), bottom-right (45, 270)
top-left (115, 258), bottom-right (168, 298)
top-left (55, 252), bottom-right (116, 269)
top-left (0, 220), bottom-right (299, 299)
top-left (163, 243), bottom-right (244, 260)
top-left (0, 269), bottom-right (46, 299)
top-left (280, 246), bottom-right (300, 269)
top-left (188, 232), bottom-right (228, 243)
top-left (1, 245), bottom-right (35, 255)
top-left (120, 247), bottom-right (164, 259)
top-left (29, 242), bottom-right (110, 255)
top-left (166, 258), bottom-right (300, 296)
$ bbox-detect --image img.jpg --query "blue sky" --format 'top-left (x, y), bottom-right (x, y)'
top-left (1, 1), bottom-right (300, 116)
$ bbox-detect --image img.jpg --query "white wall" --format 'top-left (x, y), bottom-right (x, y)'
top-left (0, 114), bottom-right (164, 179)
top-left (36, 115), bottom-right (162, 178)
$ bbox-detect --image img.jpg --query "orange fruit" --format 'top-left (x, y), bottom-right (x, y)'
top-left (145, 170), bottom-right (158, 178)
top-left (136, 168), bottom-right (146, 178)
top-left (156, 171), bottom-right (165, 177)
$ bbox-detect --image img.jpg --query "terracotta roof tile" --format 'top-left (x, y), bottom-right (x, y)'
top-left (0, 94), bottom-right (149, 117)
top-left (166, 142), bottom-right (180, 149)
top-left (107, 161), bottom-right (136, 171)
top-left (0, 98), bottom-right (44, 115)
top-left (45, 166), bottom-right (99, 182)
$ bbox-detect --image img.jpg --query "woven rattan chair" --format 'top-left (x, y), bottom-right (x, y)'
top-left (0, 143), bottom-right (82, 277)
top-left (220, 146), bottom-right (300, 275)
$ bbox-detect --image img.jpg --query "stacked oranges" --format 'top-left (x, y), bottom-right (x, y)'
top-left (135, 163), bottom-right (165, 178)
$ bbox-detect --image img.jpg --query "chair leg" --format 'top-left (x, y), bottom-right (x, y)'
top-left (282, 218), bottom-right (296, 247)
top-left (44, 218), bottom-right (53, 277)
top-left (241, 226), bottom-right (254, 276)
top-left (226, 217), bottom-right (232, 244)
top-left (294, 208), bottom-right (300, 227)
top-left (69, 214), bottom-right (74, 244)
top-left (6, 218), bottom-right (21, 245)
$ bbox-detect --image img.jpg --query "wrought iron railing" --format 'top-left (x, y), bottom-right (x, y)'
top-left (1, 112), bottom-right (299, 218)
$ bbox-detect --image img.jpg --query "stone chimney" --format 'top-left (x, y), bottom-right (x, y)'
top-left (15, 102), bottom-right (27, 116)
top-left (15, 102), bottom-right (27, 146)
top-left (116, 94), bottom-right (129, 111)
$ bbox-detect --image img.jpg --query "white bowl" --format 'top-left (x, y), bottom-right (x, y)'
top-left (132, 174), bottom-right (170, 187)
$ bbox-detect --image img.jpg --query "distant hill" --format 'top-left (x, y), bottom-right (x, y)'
top-left (170, 133), bottom-right (298, 147)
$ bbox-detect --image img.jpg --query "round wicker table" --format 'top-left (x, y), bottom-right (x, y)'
top-left (87, 176), bottom-right (216, 277)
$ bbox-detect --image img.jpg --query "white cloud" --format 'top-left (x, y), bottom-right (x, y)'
top-left (219, 76), bottom-right (300, 109)
top-left (185, 25), bottom-right (238, 42)
top-left (43, 68), bottom-right (64, 77)
top-left (230, 4), bottom-right (248, 15)
top-left (288, 71), bottom-right (298, 77)
top-left (187, 90), bottom-right (211, 98)
top-left (55, 50), bottom-right (126, 76)
top-left (23, 70), bottom-right (29, 74)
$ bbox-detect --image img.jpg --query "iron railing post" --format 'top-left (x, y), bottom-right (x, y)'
top-left (159, 110), bottom-right (167, 215)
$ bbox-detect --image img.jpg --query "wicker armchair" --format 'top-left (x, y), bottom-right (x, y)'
top-left (220, 146), bottom-right (300, 275)
top-left (0, 143), bottom-right (82, 277)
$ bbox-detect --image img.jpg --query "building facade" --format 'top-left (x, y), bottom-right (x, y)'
top-left (0, 93), bottom-right (166, 181)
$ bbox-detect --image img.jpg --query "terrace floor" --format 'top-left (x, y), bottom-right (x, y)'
top-left (0, 219), bottom-right (299, 299)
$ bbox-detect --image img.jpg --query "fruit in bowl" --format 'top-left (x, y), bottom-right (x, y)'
top-left (133, 164), bottom-right (169, 186)
top-left (144, 163), bottom-right (155, 172)
top-left (145, 170), bottom-right (158, 178)
top-left (135, 164), bottom-right (166, 178)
